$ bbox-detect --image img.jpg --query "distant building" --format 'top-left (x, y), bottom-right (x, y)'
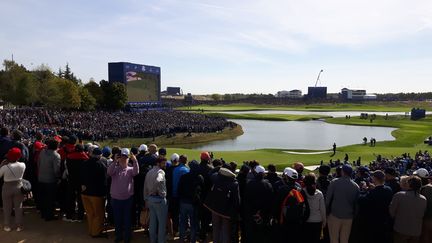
top-left (341, 88), bottom-right (377, 101)
top-left (307, 87), bottom-right (327, 99)
top-left (167, 87), bottom-right (182, 96)
top-left (276, 90), bottom-right (303, 98)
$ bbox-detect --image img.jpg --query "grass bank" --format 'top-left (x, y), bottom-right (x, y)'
top-left (178, 101), bottom-right (431, 112)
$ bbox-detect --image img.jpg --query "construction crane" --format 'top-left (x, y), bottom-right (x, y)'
top-left (314, 69), bottom-right (324, 87)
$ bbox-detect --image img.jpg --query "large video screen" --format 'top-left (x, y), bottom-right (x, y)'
top-left (126, 71), bottom-right (160, 102)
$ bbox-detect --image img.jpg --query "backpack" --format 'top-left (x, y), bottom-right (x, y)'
top-left (279, 189), bottom-right (310, 224)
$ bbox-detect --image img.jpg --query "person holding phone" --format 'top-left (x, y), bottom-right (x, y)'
top-left (108, 148), bottom-right (139, 243)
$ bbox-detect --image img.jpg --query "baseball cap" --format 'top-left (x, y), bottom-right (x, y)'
top-left (342, 165), bottom-right (353, 176)
top-left (283, 167), bottom-right (299, 179)
top-left (358, 166), bottom-right (370, 174)
top-left (371, 170), bottom-right (385, 180)
top-left (92, 147), bottom-right (102, 156)
top-left (138, 144), bottom-right (148, 152)
top-left (413, 168), bottom-right (430, 178)
top-left (171, 153), bottom-right (180, 162)
top-left (254, 165), bottom-right (266, 174)
top-left (200, 152), bottom-right (211, 161)
top-left (6, 147), bottom-right (21, 161)
top-left (121, 148), bottom-right (130, 157)
top-left (158, 148), bottom-right (167, 156)
top-left (102, 146), bottom-right (112, 157)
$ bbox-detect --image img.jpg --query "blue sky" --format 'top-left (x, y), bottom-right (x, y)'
top-left (1, 0), bottom-right (432, 94)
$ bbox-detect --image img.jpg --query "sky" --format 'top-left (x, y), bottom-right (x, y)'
top-left (1, 0), bottom-right (432, 94)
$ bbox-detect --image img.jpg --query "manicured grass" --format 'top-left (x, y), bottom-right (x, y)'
top-left (179, 101), bottom-right (431, 112)
top-left (206, 112), bottom-right (331, 121)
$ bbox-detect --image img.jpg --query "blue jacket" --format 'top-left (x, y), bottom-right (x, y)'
top-left (172, 164), bottom-right (190, 198)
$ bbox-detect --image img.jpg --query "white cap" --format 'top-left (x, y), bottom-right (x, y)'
top-left (121, 148), bottom-right (130, 157)
top-left (171, 153), bottom-right (180, 162)
top-left (414, 168), bottom-right (429, 178)
top-left (138, 144), bottom-right (148, 152)
top-left (283, 167), bottom-right (299, 179)
top-left (254, 165), bottom-right (266, 174)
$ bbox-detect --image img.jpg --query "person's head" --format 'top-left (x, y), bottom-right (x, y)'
top-left (35, 132), bottom-right (44, 141)
top-left (239, 164), bottom-right (250, 175)
top-left (102, 146), bottom-right (112, 158)
top-left (413, 168), bottom-right (430, 186)
top-left (0, 127), bottom-right (9, 137)
top-left (229, 162), bottom-right (237, 173)
top-left (11, 130), bottom-right (23, 141)
top-left (335, 166), bottom-right (343, 178)
top-left (6, 147), bottom-right (21, 162)
top-left (148, 144), bottom-right (158, 154)
top-left (158, 148), bottom-right (167, 158)
top-left (118, 148), bottom-right (130, 166)
top-left (283, 167), bottom-right (298, 184)
top-left (138, 144), bottom-right (148, 154)
top-left (179, 154), bottom-right (187, 165)
top-left (156, 156), bottom-right (167, 170)
top-left (342, 165), bottom-right (353, 177)
top-left (371, 170), bottom-right (385, 186)
top-left (293, 162), bottom-right (304, 175)
top-left (267, 164), bottom-right (277, 173)
top-left (304, 173), bottom-right (317, 195)
top-left (200, 152), bottom-right (211, 163)
top-left (188, 160), bottom-right (200, 173)
top-left (91, 147), bottom-right (102, 159)
top-left (254, 165), bottom-right (266, 180)
top-left (384, 167), bottom-right (397, 181)
top-left (318, 165), bottom-right (331, 177)
top-left (212, 159), bottom-right (222, 168)
top-left (400, 175), bottom-right (410, 191)
top-left (46, 139), bottom-right (59, 151)
top-left (111, 146), bottom-right (121, 157)
top-left (408, 175), bottom-right (422, 193)
top-left (130, 147), bottom-right (139, 156)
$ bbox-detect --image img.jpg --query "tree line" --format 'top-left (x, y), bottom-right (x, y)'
top-left (0, 60), bottom-right (127, 110)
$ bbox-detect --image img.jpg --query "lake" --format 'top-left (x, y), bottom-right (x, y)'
top-left (192, 119), bottom-right (396, 151)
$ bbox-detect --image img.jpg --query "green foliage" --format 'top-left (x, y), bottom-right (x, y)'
top-left (79, 86), bottom-right (96, 111)
top-left (100, 80), bottom-right (127, 110)
top-left (211, 93), bottom-right (222, 101)
top-left (84, 80), bottom-right (104, 107)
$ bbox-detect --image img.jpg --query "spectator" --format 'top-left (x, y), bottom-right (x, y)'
top-left (244, 165), bottom-right (273, 243)
top-left (302, 173), bottom-right (326, 243)
top-left (265, 164), bottom-right (281, 188)
top-left (198, 151), bottom-right (213, 241)
top-left (166, 153), bottom-right (180, 238)
top-left (317, 164), bottom-right (331, 197)
top-left (0, 148), bottom-right (26, 232)
top-left (178, 160), bottom-right (204, 243)
top-left (417, 169), bottom-right (432, 243)
top-left (204, 167), bottom-right (240, 243)
top-left (358, 170), bottom-right (393, 243)
top-left (64, 144), bottom-right (89, 222)
top-left (237, 164), bottom-right (250, 243)
top-left (171, 154), bottom-right (189, 237)
top-left (10, 130), bottom-right (29, 164)
top-left (390, 175), bottom-right (427, 243)
top-left (108, 148), bottom-right (139, 243)
top-left (385, 167), bottom-right (401, 194)
top-left (80, 147), bottom-right (107, 238)
top-left (326, 165), bottom-right (360, 243)
top-left (37, 139), bottom-right (61, 221)
top-left (133, 144), bottom-right (148, 227)
top-left (144, 156), bottom-right (168, 243)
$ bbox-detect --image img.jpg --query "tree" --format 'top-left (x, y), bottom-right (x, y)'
top-left (63, 63), bottom-right (81, 84)
top-left (79, 87), bottom-right (96, 111)
top-left (211, 93), bottom-right (222, 101)
top-left (84, 80), bottom-right (103, 107)
top-left (100, 80), bottom-right (127, 110)
top-left (223, 94), bottom-right (233, 101)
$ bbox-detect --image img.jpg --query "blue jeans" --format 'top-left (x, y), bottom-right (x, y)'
top-left (179, 202), bottom-right (198, 243)
top-left (111, 197), bottom-right (133, 242)
top-left (147, 196), bottom-right (168, 243)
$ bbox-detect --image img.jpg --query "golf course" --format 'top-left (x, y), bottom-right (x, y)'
top-left (105, 102), bottom-right (432, 169)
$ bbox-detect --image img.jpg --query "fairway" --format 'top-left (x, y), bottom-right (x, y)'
top-left (101, 112), bottom-right (432, 170)
top-left (179, 101), bottom-right (432, 112)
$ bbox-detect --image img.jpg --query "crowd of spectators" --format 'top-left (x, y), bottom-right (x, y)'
top-left (0, 125), bottom-right (431, 243)
top-left (0, 108), bottom-right (234, 141)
